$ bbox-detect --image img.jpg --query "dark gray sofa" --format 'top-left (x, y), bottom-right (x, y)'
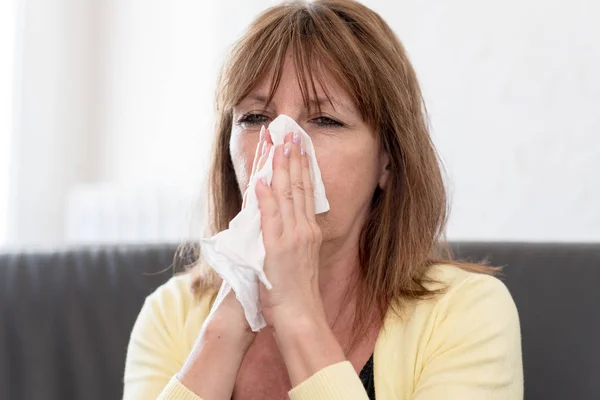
top-left (0, 242), bottom-right (598, 399)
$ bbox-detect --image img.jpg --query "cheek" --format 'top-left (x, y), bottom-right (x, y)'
top-left (316, 142), bottom-right (380, 217)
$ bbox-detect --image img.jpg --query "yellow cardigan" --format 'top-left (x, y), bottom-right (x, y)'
top-left (123, 264), bottom-right (523, 399)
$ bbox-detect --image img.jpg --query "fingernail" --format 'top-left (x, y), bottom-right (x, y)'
top-left (292, 131), bottom-right (300, 144)
top-left (260, 125), bottom-right (265, 141)
top-left (300, 147), bottom-right (305, 156)
top-left (284, 143), bottom-right (291, 157)
top-left (261, 141), bottom-right (267, 156)
top-left (261, 177), bottom-right (267, 185)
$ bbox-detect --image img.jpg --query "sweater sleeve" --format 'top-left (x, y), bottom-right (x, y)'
top-left (412, 274), bottom-right (524, 400)
top-left (123, 277), bottom-right (204, 400)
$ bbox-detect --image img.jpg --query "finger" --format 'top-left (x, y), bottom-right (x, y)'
top-left (301, 145), bottom-right (316, 221)
top-left (250, 125), bottom-right (267, 178)
top-left (289, 131), bottom-right (306, 221)
top-left (255, 176), bottom-right (283, 240)
top-left (243, 140), bottom-right (271, 208)
top-left (243, 126), bottom-right (266, 208)
top-left (265, 127), bottom-right (273, 145)
top-left (256, 142), bottom-right (272, 173)
top-left (271, 133), bottom-right (295, 226)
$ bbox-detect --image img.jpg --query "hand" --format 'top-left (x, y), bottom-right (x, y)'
top-left (178, 280), bottom-right (256, 399)
top-left (255, 131), bottom-right (327, 331)
top-left (204, 125), bottom-right (273, 342)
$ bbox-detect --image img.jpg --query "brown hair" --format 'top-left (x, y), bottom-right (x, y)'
top-left (179, 0), bottom-right (495, 355)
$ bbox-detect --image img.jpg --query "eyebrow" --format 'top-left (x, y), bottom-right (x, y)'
top-left (243, 92), bottom-right (349, 112)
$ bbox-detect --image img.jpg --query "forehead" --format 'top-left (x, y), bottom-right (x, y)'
top-left (240, 54), bottom-right (356, 113)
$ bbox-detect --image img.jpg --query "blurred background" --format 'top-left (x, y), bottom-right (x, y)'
top-left (0, 0), bottom-right (598, 249)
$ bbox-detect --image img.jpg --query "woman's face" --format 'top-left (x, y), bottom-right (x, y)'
top-left (230, 55), bottom-right (389, 244)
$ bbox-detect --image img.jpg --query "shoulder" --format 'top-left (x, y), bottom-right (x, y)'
top-left (134, 272), bottom-right (217, 348)
top-left (146, 272), bottom-right (196, 308)
top-left (124, 273), bottom-right (218, 391)
top-left (424, 263), bottom-right (518, 319)
top-left (379, 265), bottom-right (524, 397)
top-left (144, 271), bottom-right (216, 321)
top-left (141, 273), bottom-right (195, 321)
top-left (384, 263), bottom-right (521, 354)
top-left (417, 264), bottom-right (522, 356)
top-left (384, 263), bottom-right (521, 348)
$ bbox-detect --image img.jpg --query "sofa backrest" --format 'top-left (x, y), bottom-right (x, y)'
top-left (0, 242), bottom-right (598, 400)
top-left (0, 244), bottom-right (177, 400)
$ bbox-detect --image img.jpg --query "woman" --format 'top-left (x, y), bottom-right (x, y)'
top-left (124, 0), bottom-right (523, 399)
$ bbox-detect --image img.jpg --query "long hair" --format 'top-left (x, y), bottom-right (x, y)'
top-left (178, 0), bottom-right (495, 355)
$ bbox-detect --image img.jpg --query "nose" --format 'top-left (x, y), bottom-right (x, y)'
top-left (271, 104), bottom-right (310, 131)
top-left (274, 107), bottom-right (301, 124)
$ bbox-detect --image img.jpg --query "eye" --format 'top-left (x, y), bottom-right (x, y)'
top-left (238, 113), bottom-right (269, 127)
top-left (312, 116), bottom-right (344, 128)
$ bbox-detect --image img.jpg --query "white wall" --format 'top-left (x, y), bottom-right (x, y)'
top-left (71, 0), bottom-right (220, 245)
top-left (9, 0), bottom-right (102, 247)
top-left (0, 0), bottom-right (17, 245)
top-left (366, 0), bottom-right (600, 241)
top-left (98, 0), bottom-right (217, 185)
top-left (8, 0), bottom-right (600, 246)
top-left (9, 0), bottom-right (218, 247)
top-left (207, 0), bottom-right (600, 242)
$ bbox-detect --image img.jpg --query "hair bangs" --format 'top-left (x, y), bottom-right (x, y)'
top-left (220, 2), bottom-right (378, 125)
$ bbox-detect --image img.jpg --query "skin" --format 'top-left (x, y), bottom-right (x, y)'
top-left (177, 52), bottom-right (389, 399)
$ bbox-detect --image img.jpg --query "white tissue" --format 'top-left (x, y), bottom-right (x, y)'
top-left (200, 114), bottom-right (330, 331)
